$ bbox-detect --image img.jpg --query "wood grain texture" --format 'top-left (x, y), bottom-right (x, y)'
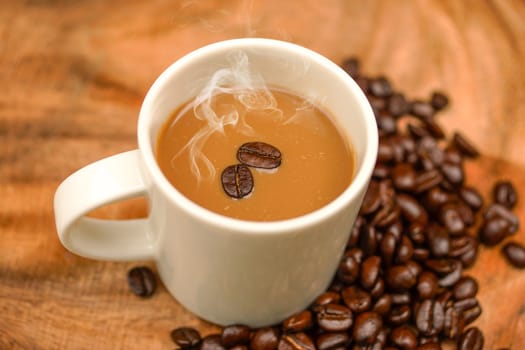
top-left (1, 0), bottom-right (524, 349)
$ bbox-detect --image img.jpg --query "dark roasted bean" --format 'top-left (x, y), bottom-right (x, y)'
top-left (440, 161), bottom-right (464, 187)
top-left (221, 325), bottom-right (251, 347)
top-left (388, 93), bottom-right (409, 117)
top-left (337, 250), bottom-right (360, 284)
top-left (422, 116), bottom-right (445, 139)
top-left (493, 180), bottom-right (518, 209)
top-left (316, 332), bottom-right (350, 350)
top-left (369, 77), bottom-right (393, 97)
top-left (387, 304), bottom-right (411, 325)
top-left (415, 299), bottom-right (444, 336)
top-left (426, 258), bottom-right (463, 287)
top-left (390, 325), bottom-right (418, 350)
top-left (439, 203), bottom-right (465, 235)
top-left (316, 304), bottom-right (353, 332)
top-left (201, 334), bottom-right (226, 350)
top-left (313, 291), bottom-right (341, 308)
top-left (415, 169), bottom-right (443, 193)
top-left (237, 142), bottom-right (282, 169)
top-left (430, 91), bottom-right (449, 110)
top-left (221, 164), bottom-right (254, 199)
top-left (282, 310), bottom-right (313, 333)
top-left (459, 187), bottom-right (484, 211)
top-left (417, 271), bottom-right (439, 299)
top-left (353, 312), bottom-right (383, 345)
top-left (454, 298), bottom-right (481, 325)
top-left (342, 285), bottom-right (371, 313)
top-left (369, 278), bottom-right (385, 299)
top-left (360, 256), bottom-right (382, 290)
top-left (452, 132), bottom-right (479, 158)
top-left (251, 328), bottom-right (280, 350)
top-left (410, 101), bottom-right (434, 119)
top-left (278, 333), bottom-right (315, 350)
top-left (361, 181), bottom-right (382, 215)
top-left (359, 224), bottom-right (378, 256)
top-left (427, 225), bottom-right (450, 257)
top-left (373, 294), bottom-right (393, 316)
top-left (385, 265), bottom-right (417, 291)
top-left (453, 276), bottom-right (478, 300)
top-left (342, 57), bottom-right (360, 77)
top-left (396, 193), bottom-right (428, 225)
top-left (478, 216), bottom-right (510, 246)
top-left (457, 327), bottom-right (484, 350)
top-left (484, 203), bottom-right (519, 234)
top-left (502, 241), bottom-right (525, 268)
top-left (392, 163), bottom-right (417, 191)
top-left (128, 266), bottom-right (156, 297)
top-left (443, 305), bottom-right (465, 340)
top-left (395, 235), bottom-right (414, 264)
top-left (171, 327), bottom-right (201, 348)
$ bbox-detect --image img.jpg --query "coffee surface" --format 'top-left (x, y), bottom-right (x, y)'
top-left (156, 88), bottom-right (354, 221)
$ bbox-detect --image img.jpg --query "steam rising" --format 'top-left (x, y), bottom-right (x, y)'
top-left (170, 51), bottom-right (281, 182)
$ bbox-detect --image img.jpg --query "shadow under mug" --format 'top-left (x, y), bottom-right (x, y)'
top-left (54, 38), bottom-right (378, 327)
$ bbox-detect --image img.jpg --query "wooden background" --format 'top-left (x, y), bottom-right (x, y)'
top-left (1, 0), bottom-right (525, 349)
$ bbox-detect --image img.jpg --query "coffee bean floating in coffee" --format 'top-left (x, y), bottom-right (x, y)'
top-left (237, 141), bottom-right (282, 169)
top-left (221, 142), bottom-right (282, 199)
top-left (134, 57), bottom-right (523, 349)
top-left (221, 164), bottom-right (254, 199)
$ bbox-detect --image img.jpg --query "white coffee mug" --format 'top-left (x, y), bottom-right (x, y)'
top-left (54, 38), bottom-right (378, 327)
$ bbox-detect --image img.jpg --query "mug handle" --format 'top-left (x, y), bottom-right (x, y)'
top-left (54, 150), bottom-right (155, 261)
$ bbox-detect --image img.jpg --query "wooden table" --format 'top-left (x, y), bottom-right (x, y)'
top-left (2, 1), bottom-right (525, 348)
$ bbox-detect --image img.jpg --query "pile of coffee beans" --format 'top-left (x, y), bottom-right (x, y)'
top-left (129, 58), bottom-right (523, 350)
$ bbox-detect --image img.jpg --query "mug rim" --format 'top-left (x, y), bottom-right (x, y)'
top-left (138, 38), bottom-right (378, 234)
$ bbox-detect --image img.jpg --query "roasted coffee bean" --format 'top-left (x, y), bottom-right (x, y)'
top-left (170, 327), bottom-right (201, 348)
top-left (459, 187), bottom-right (484, 211)
top-left (439, 161), bottom-right (464, 187)
top-left (390, 325), bottom-right (418, 350)
top-left (369, 76), bottom-right (393, 98)
top-left (407, 123), bottom-right (431, 139)
top-left (410, 101), bottom-right (435, 119)
top-left (337, 251), bottom-right (360, 284)
top-left (282, 310), bottom-right (313, 333)
top-left (416, 299), bottom-right (444, 336)
top-left (221, 325), bottom-right (251, 347)
top-left (421, 116), bottom-right (445, 140)
top-left (396, 193), bottom-right (428, 225)
top-left (443, 305), bottom-right (465, 339)
top-left (427, 225), bottom-right (450, 257)
top-left (385, 265), bottom-right (417, 291)
top-left (478, 216), bottom-right (510, 246)
top-left (313, 291), bottom-right (341, 308)
top-left (353, 312), bottom-right (383, 345)
top-left (373, 294), bottom-right (393, 316)
top-left (378, 114), bottom-right (398, 135)
top-left (221, 164), bottom-right (254, 199)
top-left (453, 276), bottom-right (478, 300)
top-left (457, 327), bottom-right (484, 350)
top-left (395, 236), bottom-right (414, 264)
top-left (359, 224), bottom-right (378, 256)
top-left (493, 180), bottom-right (518, 209)
top-left (387, 304), bottom-right (411, 325)
top-left (439, 203), bottom-right (465, 235)
top-left (425, 258), bottom-right (462, 287)
top-left (341, 285), bottom-right (371, 313)
top-left (373, 163), bottom-right (390, 178)
top-left (451, 132), bottom-right (479, 158)
top-left (388, 93), bottom-right (409, 117)
top-left (369, 278), bottom-right (385, 299)
top-left (391, 291), bottom-right (412, 305)
top-left (454, 298), bottom-right (482, 325)
top-left (278, 333), bottom-right (315, 350)
top-left (201, 334), bottom-right (226, 350)
top-left (316, 332), bottom-right (350, 350)
top-left (250, 327), bottom-right (280, 350)
top-left (502, 241), bottom-right (525, 268)
top-left (484, 203), bottom-right (519, 234)
top-left (361, 181), bottom-right (382, 215)
top-left (456, 200), bottom-right (475, 227)
top-left (392, 163), bottom-right (417, 191)
top-left (430, 91), bottom-right (449, 110)
top-left (380, 231), bottom-right (397, 266)
top-left (360, 255), bottom-right (382, 290)
top-left (127, 266), bottom-right (156, 297)
top-left (417, 271), bottom-right (439, 299)
top-left (415, 169), bottom-right (443, 193)
top-left (342, 57), bottom-right (360, 77)
top-left (237, 142), bottom-right (282, 169)
top-left (316, 303), bottom-right (353, 332)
